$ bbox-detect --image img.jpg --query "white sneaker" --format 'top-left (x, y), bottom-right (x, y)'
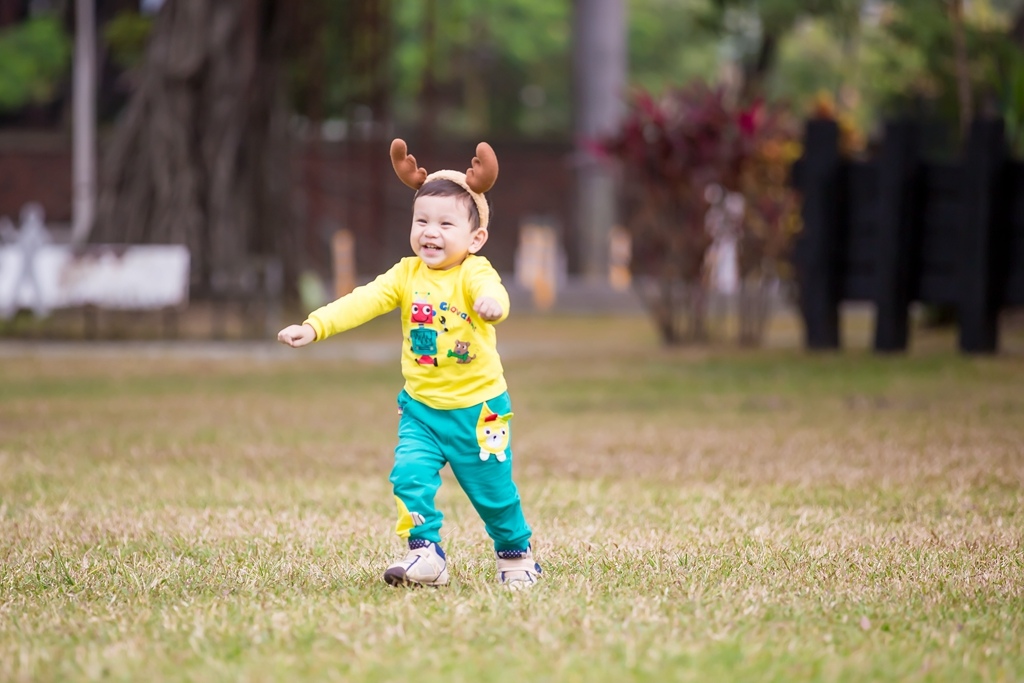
top-left (383, 541), bottom-right (449, 587)
top-left (496, 546), bottom-right (541, 590)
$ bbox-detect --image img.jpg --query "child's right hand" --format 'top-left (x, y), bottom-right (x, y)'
top-left (277, 323), bottom-right (316, 348)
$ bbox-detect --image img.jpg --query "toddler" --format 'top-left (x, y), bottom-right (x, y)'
top-left (278, 139), bottom-right (541, 589)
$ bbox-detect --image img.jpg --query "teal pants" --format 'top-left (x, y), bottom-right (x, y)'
top-left (390, 389), bottom-right (532, 551)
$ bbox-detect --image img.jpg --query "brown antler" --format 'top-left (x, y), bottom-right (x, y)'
top-left (390, 139), bottom-right (428, 190)
top-left (465, 142), bottom-right (499, 194)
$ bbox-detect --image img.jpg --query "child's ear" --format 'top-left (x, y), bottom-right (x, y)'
top-left (468, 228), bottom-right (489, 254)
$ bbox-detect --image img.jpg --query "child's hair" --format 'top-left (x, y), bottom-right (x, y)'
top-left (415, 179), bottom-right (492, 231)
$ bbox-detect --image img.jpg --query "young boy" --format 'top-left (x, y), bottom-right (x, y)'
top-left (277, 139), bottom-right (541, 589)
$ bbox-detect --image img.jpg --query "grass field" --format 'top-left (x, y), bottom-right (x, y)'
top-left (1, 312), bottom-right (1022, 682)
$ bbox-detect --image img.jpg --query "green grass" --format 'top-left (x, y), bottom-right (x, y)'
top-left (1, 313), bottom-right (1022, 682)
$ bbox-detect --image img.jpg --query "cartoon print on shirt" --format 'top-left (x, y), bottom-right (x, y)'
top-left (409, 294), bottom-right (439, 366)
top-left (476, 402), bottom-right (514, 462)
top-left (438, 300), bottom-right (477, 331)
top-left (447, 340), bottom-right (477, 364)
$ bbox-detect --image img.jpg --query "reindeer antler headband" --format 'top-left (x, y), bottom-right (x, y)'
top-left (390, 139), bottom-right (499, 230)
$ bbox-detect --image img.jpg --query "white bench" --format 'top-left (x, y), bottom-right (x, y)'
top-left (0, 244), bottom-right (190, 336)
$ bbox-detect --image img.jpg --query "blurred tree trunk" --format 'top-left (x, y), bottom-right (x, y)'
top-left (418, 0), bottom-right (438, 156)
top-left (948, 0), bottom-right (972, 137)
top-left (1013, 3), bottom-right (1024, 48)
top-left (93, 0), bottom-right (298, 297)
top-left (740, 31), bottom-right (777, 103)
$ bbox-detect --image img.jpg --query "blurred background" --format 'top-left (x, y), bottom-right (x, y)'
top-left (1, 0), bottom-right (1022, 348)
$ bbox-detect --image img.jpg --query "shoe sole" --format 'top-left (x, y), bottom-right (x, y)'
top-left (383, 566), bottom-right (449, 587)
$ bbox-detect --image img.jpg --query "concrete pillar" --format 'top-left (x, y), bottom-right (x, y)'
top-left (572, 0), bottom-right (626, 280)
top-left (71, 0), bottom-right (96, 245)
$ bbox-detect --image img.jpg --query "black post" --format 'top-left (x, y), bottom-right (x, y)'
top-left (795, 119), bottom-right (843, 350)
top-left (958, 119), bottom-right (1005, 353)
top-left (873, 120), bottom-right (921, 352)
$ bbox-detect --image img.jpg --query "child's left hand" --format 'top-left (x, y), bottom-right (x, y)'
top-left (474, 296), bottom-right (504, 322)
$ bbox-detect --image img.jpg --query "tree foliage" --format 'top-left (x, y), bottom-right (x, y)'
top-left (286, 0), bottom-right (731, 138)
top-left (390, 0), bottom-right (572, 137)
top-left (872, 0), bottom-right (1021, 137)
top-left (706, 0), bottom-right (862, 99)
top-left (628, 0), bottom-right (721, 95)
top-left (751, 0), bottom-right (1024, 150)
top-left (102, 10), bottom-right (154, 71)
top-left (0, 16), bottom-right (71, 113)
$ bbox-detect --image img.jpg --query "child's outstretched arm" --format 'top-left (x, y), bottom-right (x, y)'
top-left (278, 323), bottom-right (316, 347)
top-left (287, 260), bottom-right (406, 345)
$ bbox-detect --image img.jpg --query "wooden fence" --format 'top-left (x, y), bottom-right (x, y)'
top-left (792, 118), bottom-right (1024, 353)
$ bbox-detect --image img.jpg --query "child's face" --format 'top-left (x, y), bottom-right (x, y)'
top-left (410, 194), bottom-right (488, 270)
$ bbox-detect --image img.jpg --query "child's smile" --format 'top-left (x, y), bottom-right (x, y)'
top-left (410, 194), bottom-right (488, 270)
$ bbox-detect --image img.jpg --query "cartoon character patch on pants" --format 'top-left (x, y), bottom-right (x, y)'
top-left (476, 402), bottom-right (513, 462)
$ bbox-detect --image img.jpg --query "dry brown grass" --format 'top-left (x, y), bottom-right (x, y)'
top-left (1, 313), bottom-right (1022, 682)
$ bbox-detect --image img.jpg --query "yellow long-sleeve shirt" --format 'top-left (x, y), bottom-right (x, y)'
top-left (304, 255), bottom-right (510, 410)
